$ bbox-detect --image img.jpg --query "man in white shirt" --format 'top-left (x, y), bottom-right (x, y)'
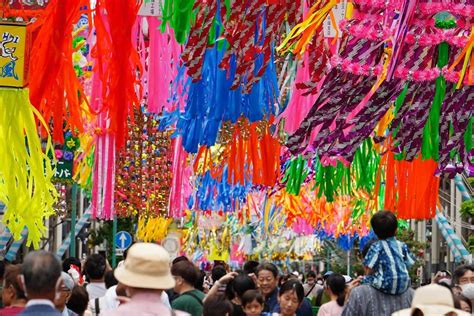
top-left (84, 254), bottom-right (107, 300)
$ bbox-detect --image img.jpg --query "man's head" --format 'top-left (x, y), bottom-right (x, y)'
top-left (243, 261), bottom-right (259, 275)
top-left (84, 254), bottom-right (106, 282)
top-left (370, 210), bottom-right (398, 239)
top-left (211, 265), bottom-right (227, 283)
top-left (2, 264), bottom-right (25, 307)
top-left (114, 243), bottom-right (175, 294)
top-left (55, 272), bottom-right (75, 311)
top-left (203, 295), bottom-right (233, 316)
top-left (20, 251), bottom-right (62, 301)
top-left (453, 265), bottom-right (474, 300)
top-left (453, 265), bottom-right (474, 286)
top-left (256, 262), bottom-right (279, 297)
top-left (171, 260), bottom-right (199, 294)
top-left (306, 271), bottom-right (316, 285)
top-left (62, 257), bottom-right (81, 273)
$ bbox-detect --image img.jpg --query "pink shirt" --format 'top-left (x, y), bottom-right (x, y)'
top-left (102, 292), bottom-right (189, 316)
top-left (317, 300), bottom-right (344, 316)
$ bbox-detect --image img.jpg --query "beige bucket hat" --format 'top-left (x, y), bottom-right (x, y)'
top-left (114, 243), bottom-right (175, 290)
top-left (392, 284), bottom-right (470, 316)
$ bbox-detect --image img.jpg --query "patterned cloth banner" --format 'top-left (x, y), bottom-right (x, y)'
top-left (0, 226), bottom-right (12, 258)
top-left (454, 175), bottom-right (471, 202)
top-left (436, 211), bottom-right (470, 263)
top-left (56, 207), bottom-right (92, 257)
top-left (5, 227), bottom-right (28, 262)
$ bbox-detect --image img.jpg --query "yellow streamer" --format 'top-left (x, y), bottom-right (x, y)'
top-left (137, 216), bottom-right (173, 242)
top-left (277, 0), bottom-right (339, 56)
top-left (449, 26), bottom-right (474, 89)
top-left (0, 89), bottom-right (58, 248)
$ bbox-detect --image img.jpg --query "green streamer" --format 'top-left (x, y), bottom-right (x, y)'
top-left (392, 83), bottom-right (410, 160)
top-left (160, 0), bottom-right (196, 44)
top-left (422, 41), bottom-right (449, 160)
top-left (464, 117), bottom-right (473, 154)
top-left (283, 155), bottom-right (308, 195)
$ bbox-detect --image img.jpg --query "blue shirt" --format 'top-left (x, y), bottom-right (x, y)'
top-left (363, 237), bottom-right (415, 295)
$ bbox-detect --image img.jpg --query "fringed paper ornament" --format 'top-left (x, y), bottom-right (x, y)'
top-left (169, 44), bottom-right (279, 153)
top-left (147, 18), bottom-right (184, 113)
top-left (137, 216), bottom-right (173, 242)
top-left (28, 0), bottom-right (91, 143)
top-left (0, 89), bottom-right (58, 248)
top-left (169, 137), bottom-right (193, 218)
top-left (92, 0), bottom-right (142, 150)
top-left (160, 0), bottom-right (196, 44)
top-left (383, 151), bottom-right (440, 219)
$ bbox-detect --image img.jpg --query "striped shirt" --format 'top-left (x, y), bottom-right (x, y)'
top-left (363, 237), bottom-right (415, 295)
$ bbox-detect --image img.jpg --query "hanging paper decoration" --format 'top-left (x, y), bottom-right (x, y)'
top-left (115, 108), bottom-right (173, 218)
top-left (28, 0), bottom-right (91, 143)
top-left (383, 151), bottom-right (440, 220)
top-left (0, 89), bottom-right (57, 248)
top-left (93, 0), bottom-right (142, 150)
top-left (147, 18), bottom-right (185, 113)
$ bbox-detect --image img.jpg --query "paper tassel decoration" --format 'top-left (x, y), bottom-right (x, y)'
top-left (0, 89), bottom-right (57, 248)
top-left (28, 0), bottom-right (91, 143)
top-left (93, 0), bottom-right (142, 150)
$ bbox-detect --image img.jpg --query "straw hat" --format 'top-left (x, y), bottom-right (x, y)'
top-left (392, 284), bottom-right (470, 316)
top-left (114, 243), bottom-right (175, 290)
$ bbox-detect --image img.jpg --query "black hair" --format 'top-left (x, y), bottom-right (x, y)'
top-left (4, 264), bottom-right (25, 300)
top-left (243, 261), bottom-right (260, 275)
top-left (104, 270), bottom-right (118, 289)
top-left (326, 273), bottom-right (346, 307)
top-left (84, 254), bottom-right (106, 280)
top-left (171, 260), bottom-right (199, 286)
top-left (361, 239), bottom-right (377, 258)
top-left (279, 280), bottom-right (304, 303)
top-left (231, 274), bottom-right (256, 299)
top-left (203, 294), bottom-right (233, 316)
top-left (256, 262), bottom-right (279, 278)
top-left (62, 257), bottom-right (81, 273)
top-left (0, 260), bottom-right (5, 279)
top-left (196, 270), bottom-right (206, 292)
top-left (172, 256), bottom-right (189, 265)
top-left (22, 251), bottom-right (61, 295)
top-left (455, 295), bottom-right (472, 313)
top-left (67, 285), bottom-right (89, 315)
top-left (241, 289), bottom-right (264, 307)
top-left (212, 265), bottom-right (227, 283)
top-left (453, 265), bottom-right (474, 285)
top-left (370, 210), bottom-right (398, 239)
top-left (306, 271), bottom-right (316, 279)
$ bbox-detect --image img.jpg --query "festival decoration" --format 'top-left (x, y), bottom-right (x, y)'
top-left (0, 89), bottom-right (57, 248)
top-left (28, 0), bottom-right (91, 143)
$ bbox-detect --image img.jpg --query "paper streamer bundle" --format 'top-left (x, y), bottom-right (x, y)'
top-left (0, 89), bottom-right (57, 248)
top-left (147, 18), bottom-right (185, 114)
top-left (93, 0), bottom-right (142, 150)
top-left (166, 44), bottom-right (279, 153)
top-left (383, 151), bottom-right (440, 219)
top-left (282, 0), bottom-right (473, 177)
top-left (28, 0), bottom-right (91, 143)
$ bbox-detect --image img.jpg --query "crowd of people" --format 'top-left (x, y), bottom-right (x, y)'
top-left (0, 211), bottom-right (471, 316)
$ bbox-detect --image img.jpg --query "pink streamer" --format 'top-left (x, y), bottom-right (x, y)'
top-left (279, 56), bottom-right (319, 134)
top-left (147, 17), bottom-right (185, 113)
top-left (90, 17), bottom-right (117, 220)
top-left (169, 136), bottom-right (192, 217)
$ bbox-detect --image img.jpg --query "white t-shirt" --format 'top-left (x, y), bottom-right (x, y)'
top-left (86, 282), bottom-right (107, 301)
